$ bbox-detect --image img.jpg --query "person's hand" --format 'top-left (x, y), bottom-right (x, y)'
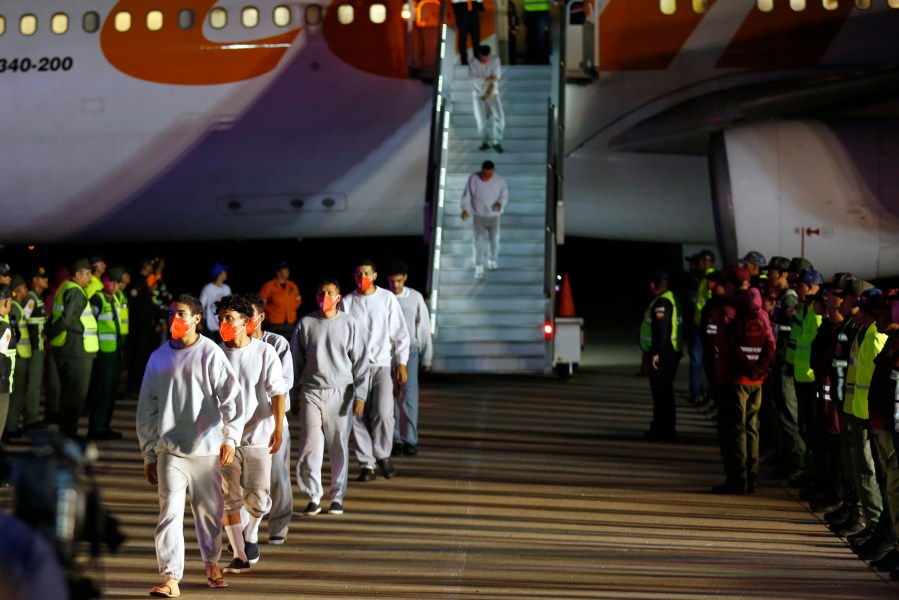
top-left (422, 365), bottom-right (432, 373)
top-left (396, 364), bottom-right (408, 385)
top-left (485, 91), bottom-right (494, 101)
top-left (144, 463), bottom-right (158, 486)
top-left (353, 399), bottom-right (365, 416)
top-left (269, 428), bottom-right (283, 455)
top-left (219, 444), bottom-right (235, 467)
top-left (492, 202), bottom-right (502, 212)
top-left (461, 210), bottom-right (470, 220)
top-left (651, 355), bottom-right (660, 370)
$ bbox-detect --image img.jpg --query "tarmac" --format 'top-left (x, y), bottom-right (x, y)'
top-left (2, 328), bottom-right (897, 599)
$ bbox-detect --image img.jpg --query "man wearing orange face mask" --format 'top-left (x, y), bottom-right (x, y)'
top-left (136, 293), bottom-right (243, 598)
top-left (461, 160), bottom-right (509, 280)
top-left (291, 279), bottom-right (369, 516)
top-left (215, 294), bottom-right (286, 575)
top-left (340, 259), bottom-right (410, 482)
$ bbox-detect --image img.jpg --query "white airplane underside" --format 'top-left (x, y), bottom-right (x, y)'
top-left (1, 0), bottom-right (899, 280)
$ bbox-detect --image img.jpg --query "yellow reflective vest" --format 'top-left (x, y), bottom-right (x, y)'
top-left (10, 300), bottom-right (30, 359)
top-left (50, 281), bottom-right (99, 353)
top-left (845, 323), bottom-right (888, 419)
top-left (114, 290), bottom-right (129, 336)
top-left (640, 290), bottom-right (682, 353)
top-left (25, 290), bottom-right (46, 352)
top-left (793, 304), bottom-right (822, 383)
top-left (0, 315), bottom-right (16, 393)
top-left (95, 293), bottom-right (118, 353)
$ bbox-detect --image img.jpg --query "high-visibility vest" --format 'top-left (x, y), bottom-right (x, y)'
top-left (794, 304), bottom-right (822, 383)
top-left (95, 293), bottom-right (118, 353)
top-left (891, 367), bottom-right (899, 433)
top-left (114, 290), bottom-right (129, 336)
top-left (785, 303), bottom-right (804, 365)
top-left (524, 0), bottom-right (550, 11)
top-left (50, 281), bottom-right (99, 353)
top-left (640, 290), bottom-right (682, 352)
top-left (25, 290), bottom-right (46, 352)
top-left (693, 268), bottom-right (715, 325)
top-left (10, 300), bottom-right (31, 359)
top-left (846, 323), bottom-right (887, 419)
top-left (86, 275), bottom-right (103, 299)
top-left (0, 315), bottom-right (16, 393)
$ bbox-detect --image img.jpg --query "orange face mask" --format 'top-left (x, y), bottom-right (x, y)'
top-left (169, 316), bottom-right (194, 339)
top-left (355, 276), bottom-right (373, 292)
top-left (246, 315), bottom-right (262, 335)
top-left (319, 295), bottom-right (338, 313)
top-left (219, 320), bottom-right (245, 342)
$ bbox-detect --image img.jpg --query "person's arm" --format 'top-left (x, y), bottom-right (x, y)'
top-left (264, 349), bottom-right (287, 454)
top-left (417, 294), bottom-right (434, 370)
top-left (349, 318), bottom-right (371, 416)
top-left (135, 366), bottom-right (160, 484)
top-left (213, 355), bottom-right (243, 464)
top-left (650, 297), bottom-right (673, 367)
top-left (389, 295), bottom-right (411, 385)
top-left (461, 175), bottom-right (474, 219)
top-left (493, 178), bottom-right (509, 213)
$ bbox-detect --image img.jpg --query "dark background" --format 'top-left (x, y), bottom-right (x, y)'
top-left (0, 236), bottom-right (685, 336)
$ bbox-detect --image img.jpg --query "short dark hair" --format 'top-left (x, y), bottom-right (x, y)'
top-left (319, 278), bottom-right (341, 294)
top-left (649, 268), bottom-right (670, 287)
top-left (0, 284), bottom-right (10, 301)
top-left (356, 258), bottom-right (377, 272)
top-left (482, 160), bottom-right (495, 170)
top-left (388, 260), bottom-right (409, 276)
top-left (478, 45), bottom-right (491, 56)
top-left (244, 293), bottom-right (265, 314)
top-left (215, 294), bottom-right (254, 319)
top-left (174, 293), bottom-right (203, 317)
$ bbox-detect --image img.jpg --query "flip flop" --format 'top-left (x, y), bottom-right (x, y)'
top-left (149, 583), bottom-right (180, 598)
top-left (208, 577), bottom-right (229, 589)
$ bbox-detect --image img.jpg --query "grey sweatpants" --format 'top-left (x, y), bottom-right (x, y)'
top-left (352, 366), bottom-right (395, 467)
top-left (155, 453), bottom-right (223, 580)
top-left (472, 215), bottom-right (501, 267)
top-left (267, 418), bottom-right (292, 538)
top-left (297, 386), bottom-right (354, 503)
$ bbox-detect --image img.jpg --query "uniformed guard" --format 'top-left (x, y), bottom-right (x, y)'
top-left (45, 258), bottom-right (99, 439)
top-left (24, 267), bottom-right (49, 429)
top-left (792, 268), bottom-right (825, 491)
top-left (86, 254), bottom-right (106, 298)
top-left (4, 275), bottom-right (32, 440)
top-left (640, 268), bottom-right (683, 442)
top-left (86, 268), bottom-right (125, 440)
top-left (686, 249), bottom-right (716, 406)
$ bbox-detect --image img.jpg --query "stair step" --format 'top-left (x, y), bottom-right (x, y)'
top-left (453, 65), bottom-right (551, 77)
top-left (450, 139), bottom-right (547, 152)
top-left (446, 173), bottom-right (545, 187)
top-left (436, 255), bottom-right (544, 269)
top-left (452, 102), bottom-right (549, 116)
top-left (441, 240), bottom-right (543, 256)
top-left (445, 186), bottom-right (546, 201)
top-left (438, 296), bottom-right (544, 311)
top-left (441, 228), bottom-right (545, 243)
top-left (432, 354), bottom-right (547, 373)
top-left (449, 126), bottom-right (546, 139)
top-left (438, 283), bottom-right (544, 298)
top-left (451, 114), bottom-right (548, 128)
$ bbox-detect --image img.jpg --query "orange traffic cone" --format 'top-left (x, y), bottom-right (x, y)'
top-left (557, 272), bottom-right (575, 317)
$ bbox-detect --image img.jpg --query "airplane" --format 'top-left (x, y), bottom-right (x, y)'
top-left (1, 0), bottom-right (898, 279)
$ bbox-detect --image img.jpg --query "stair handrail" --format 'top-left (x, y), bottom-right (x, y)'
top-left (424, 2), bottom-right (455, 340)
top-left (544, 6), bottom-right (566, 374)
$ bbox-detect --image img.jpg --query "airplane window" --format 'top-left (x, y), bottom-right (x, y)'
top-left (659, 0), bottom-right (677, 15)
top-left (822, 0), bottom-right (837, 8)
top-left (889, 0), bottom-right (899, 7)
top-left (210, 7), bottom-right (228, 29)
top-left (854, 0), bottom-right (870, 7)
top-left (692, 0), bottom-right (708, 12)
top-left (114, 11), bottom-right (132, 32)
top-left (51, 13), bottom-right (69, 34)
top-left (306, 4), bottom-right (323, 25)
top-left (242, 7), bottom-right (260, 28)
top-left (790, 0), bottom-right (806, 9)
top-left (83, 11), bottom-right (100, 33)
top-left (20, 14), bottom-right (37, 36)
top-left (274, 5), bottom-right (291, 26)
top-left (179, 9), bottom-right (195, 29)
top-left (337, 5), bottom-right (354, 24)
top-left (0, 17), bottom-right (4, 37)
top-left (147, 10), bottom-right (163, 31)
top-left (370, 4), bottom-right (387, 23)
top-left (757, 0), bottom-right (774, 10)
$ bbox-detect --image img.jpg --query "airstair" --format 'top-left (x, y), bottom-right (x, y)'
top-left (425, 25), bottom-right (562, 373)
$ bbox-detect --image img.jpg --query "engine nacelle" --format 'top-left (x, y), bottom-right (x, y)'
top-left (710, 119), bottom-right (899, 280)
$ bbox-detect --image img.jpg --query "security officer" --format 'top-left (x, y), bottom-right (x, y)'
top-left (45, 258), bottom-right (99, 439)
top-left (0, 284), bottom-right (15, 446)
top-left (86, 268), bottom-right (125, 440)
top-left (792, 268), bottom-right (825, 490)
top-left (687, 249), bottom-right (716, 406)
top-left (113, 266), bottom-right (130, 398)
top-left (739, 251), bottom-right (767, 289)
top-left (640, 269), bottom-right (682, 442)
top-left (86, 254), bottom-right (106, 298)
top-left (4, 275), bottom-right (31, 440)
top-left (23, 267), bottom-right (49, 429)
top-left (523, 0), bottom-right (551, 64)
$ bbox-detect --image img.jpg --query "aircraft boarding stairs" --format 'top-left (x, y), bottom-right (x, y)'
top-left (430, 64), bottom-right (552, 373)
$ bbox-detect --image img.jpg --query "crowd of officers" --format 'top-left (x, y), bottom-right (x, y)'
top-left (0, 255), bottom-right (434, 597)
top-left (641, 249), bottom-right (899, 578)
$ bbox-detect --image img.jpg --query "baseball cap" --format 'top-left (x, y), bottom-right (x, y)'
top-left (28, 266), bottom-right (48, 280)
top-left (738, 251), bottom-right (766, 267)
top-left (854, 288), bottom-right (885, 310)
top-left (210, 263), bottom-right (229, 277)
top-left (9, 274), bottom-right (25, 290)
top-left (798, 268), bottom-right (824, 286)
top-left (106, 267), bottom-right (124, 282)
top-left (788, 257), bottom-right (813, 275)
top-left (276, 261), bottom-right (289, 271)
top-left (833, 279), bottom-right (874, 297)
top-left (89, 254), bottom-right (105, 265)
top-left (0, 262), bottom-right (10, 276)
top-left (686, 249), bottom-right (716, 263)
top-left (761, 256), bottom-right (791, 272)
top-left (71, 258), bottom-right (91, 272)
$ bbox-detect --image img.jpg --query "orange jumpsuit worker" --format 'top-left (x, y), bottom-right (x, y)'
top-left (259, 262), bottom-right (302, 340)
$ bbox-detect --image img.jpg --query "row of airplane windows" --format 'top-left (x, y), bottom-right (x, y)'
top-left (0, 0), bottom-right (896, 36)
top-left (667, 0), bottom-right (899, 13)
top-left (0, 4), bottom-right (406, 37)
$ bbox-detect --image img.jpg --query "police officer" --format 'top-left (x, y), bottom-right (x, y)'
top-left (4, 275), bottom-right (31, 440)
top-left (45, 258), bottom-right (99, 439)
top-left (686, 250), bottom-right (716, 406)
top-left (640, 269), bottom-right (682, 442)
top-left (86, 268), bottom-right (125, 440)
top-left (23, 267), bottom-right (49, 429)
top-left (0, 285), bottom-right (15, 446)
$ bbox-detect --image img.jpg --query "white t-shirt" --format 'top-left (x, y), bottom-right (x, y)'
top-left (395, 287), bottom-right (433, 367)
top-left (136, 336), bottom-right (243, 464)
top-left (340, 286), bottom-right (410, 368)
top-left (220, 337), bottom-right (287, 447)
top-left (199, 282), bottom-right (232, 330)
top-left (291, 310), bottom-right (370, 400)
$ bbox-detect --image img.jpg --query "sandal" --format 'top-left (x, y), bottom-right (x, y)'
top-left (149, 583), bottom-right (180, 598)
top-left (207, 576), bottom-right (228, 589)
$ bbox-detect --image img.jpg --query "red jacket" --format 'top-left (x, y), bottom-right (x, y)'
top-left (259, 278), bottom-right (302, 325)
top-left (728, 289), bottom-right (776, 385)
